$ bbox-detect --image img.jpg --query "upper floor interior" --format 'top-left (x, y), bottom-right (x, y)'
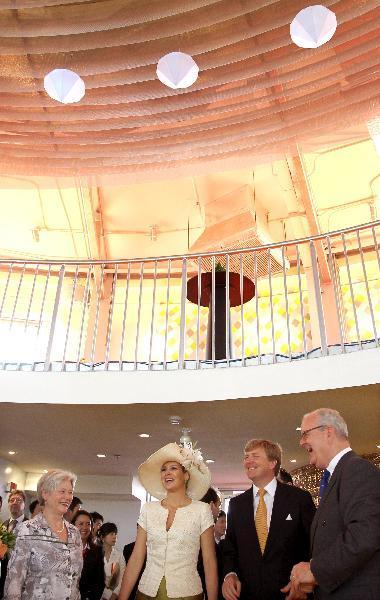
top-left (0, 1), bottom-right (379, 515)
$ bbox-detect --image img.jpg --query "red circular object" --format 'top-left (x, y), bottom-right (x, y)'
top-left (187, 271), bottom-right (255, 308)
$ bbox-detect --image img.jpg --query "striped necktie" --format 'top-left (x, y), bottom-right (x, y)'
top-left (8, 519), bottom-right (17, 533)
top-left (255, 488), bottom-right (268, 554)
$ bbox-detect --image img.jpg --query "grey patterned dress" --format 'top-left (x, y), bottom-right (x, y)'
top-left (4, 512), bottom-right (83, 600)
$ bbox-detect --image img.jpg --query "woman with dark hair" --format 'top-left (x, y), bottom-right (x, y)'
top-left (72, 510), bottom-right (105, 600)
top-left (98, 522), bottom-right (125, 600)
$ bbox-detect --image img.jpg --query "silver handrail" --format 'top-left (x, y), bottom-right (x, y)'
top-left (0, 220), bottom-right (378, 372)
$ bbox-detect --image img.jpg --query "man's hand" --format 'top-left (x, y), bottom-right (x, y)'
top-left (222, 574), bottom-right (241, 600)
top-left (281, 562), bottom-right (317, 599)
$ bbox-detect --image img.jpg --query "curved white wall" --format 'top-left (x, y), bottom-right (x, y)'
top-left (0, 348), bottom-right (379, 405)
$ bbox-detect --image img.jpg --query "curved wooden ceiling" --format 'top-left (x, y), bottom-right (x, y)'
top-left (0, 0), bottom-right (379, 181)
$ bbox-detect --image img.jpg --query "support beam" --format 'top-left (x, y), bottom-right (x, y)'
top-left (285, 150), bottom-right (331, 283)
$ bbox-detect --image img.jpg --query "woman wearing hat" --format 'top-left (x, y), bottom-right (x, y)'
top-left (119, 443), bottom-right (218, 600)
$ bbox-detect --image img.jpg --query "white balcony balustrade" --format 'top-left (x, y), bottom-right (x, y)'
top-left (0, 221), bottom-right (379, 372)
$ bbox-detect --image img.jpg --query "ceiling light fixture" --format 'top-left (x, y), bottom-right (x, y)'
top-left (296, 427), bottom-right (301, 431)
top-left (43, 469), bottom-right (48, 473)
top-left (377, 444), bottom-right (380, 449)
top-left (8, 451), bottom-right (16, 455)
top-left (290, 5), bottom-right (337, 49)
top-left (367, 118), bottom-right (380, 155)
top-left (290, 459), bottom-right (297, 463)
top-left (97, 453), bottom-right (106, 458)
top-left (156, 52), bottom-right (199, 89)
top-left (5, 467), bottom-right (12, 475)
top-left (205, 459), bottom-right (215, 464)
top-left (44, 68), bottom-right (85, 104)
top-left (169, 415), bottom-right (182, 425)
top-left (139, 433), bottom-right (150, 438)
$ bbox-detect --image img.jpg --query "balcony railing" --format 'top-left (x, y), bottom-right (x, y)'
top-left (0, 221), bottom-right (379, 372)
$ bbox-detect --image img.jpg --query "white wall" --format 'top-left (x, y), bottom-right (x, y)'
top-left (82, 496), bottom-right (140, 547)
top-left (0, 347), bottom-right (379, 405)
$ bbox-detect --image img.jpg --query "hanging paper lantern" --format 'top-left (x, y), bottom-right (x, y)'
top-left (290, 5), bottom-right (337, 49)
top-left (156, 51), bottom-right (199, 89)
top-left (367, 118), bottom-right (380, 155)
top-left (44, 68), bottom-right (85, 104)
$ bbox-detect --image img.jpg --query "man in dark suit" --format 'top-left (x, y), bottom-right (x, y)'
top-left (0, 490), bottom-right (28, 599)
top-left (283, 407), bottom-right (380, 600)
top-left (222, 438), bottom-right (315, 600)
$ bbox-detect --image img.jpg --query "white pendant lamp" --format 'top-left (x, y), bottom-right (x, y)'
top-left (44, 68), bottom-right (85, 104)
top-left (290, 5), bottom-right (337, 49)
top-left (156, 51), bottom-right (199, 89)
top-left (367, 118), bottom-right (380, 155)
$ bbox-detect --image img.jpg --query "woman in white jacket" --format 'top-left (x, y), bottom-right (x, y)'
top-left (99, 523), bottom-right (125, 600)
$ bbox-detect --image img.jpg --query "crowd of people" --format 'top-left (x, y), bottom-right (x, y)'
top-left (0, 407), bottom-right (379, 600)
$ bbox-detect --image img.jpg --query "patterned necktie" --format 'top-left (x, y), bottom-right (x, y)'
top-left (255, 488), bottom-right (268, 554)
top-left (8, 519), bottom-right (16, 533)
top-left (319, 469), bottom-right (331, 499)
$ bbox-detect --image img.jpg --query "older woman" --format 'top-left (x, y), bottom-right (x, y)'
top-left (119, 443), bottom-right (218, 600)
top-left (4, 469), bottom-right (82, 600)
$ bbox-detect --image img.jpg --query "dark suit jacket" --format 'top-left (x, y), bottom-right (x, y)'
top-left (310, 451), bottom-right (380, 600)
top-left (123, 542), bottom-right (145, 600)
top-left (0, 516), bottom-right (28, 600)
top-left (223, 482), bottom-right (315, 600)
top-left (79, 544), bottom-right (105, 600)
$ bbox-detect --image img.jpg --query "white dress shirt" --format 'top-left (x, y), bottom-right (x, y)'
top-left (252, 478), bottom-right (277, 529)
top-left (102, 546), bottom-right (126, 599)
top-left (326, 447), bottom-right (352, 477)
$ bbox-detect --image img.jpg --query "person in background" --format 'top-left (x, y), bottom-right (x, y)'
top-left (90, 512), bottom-right (104, 545)
top-left (283, 408), bottom-right (380, 600)
top-left (65, 496), bottom-right (83, 522)
top-left (99, 522), bottom-right (126, 600)
top-left (214, 511), bottom-right (226, 544)
top-left (0, 490), bottom-right (28, 599)
top-left (214, 511), bottom-right (226, 600)
top-left (72, 510), bottom-right (105, 600)
top-left (200, 488), bottom-right (221, 520)
top-left (4, 470), bottom-right (82, 600)
top-left (198, 487), bottom-right (222, 598)
top-left (29, 499), bottom-right (42, 519)
top-left (278, 468), bottom-right (294, 485)
top-left (118, 442), bottom-right (218, 600)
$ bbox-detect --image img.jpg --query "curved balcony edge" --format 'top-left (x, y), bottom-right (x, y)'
top-left (0, 346), bottom-right (379, 405)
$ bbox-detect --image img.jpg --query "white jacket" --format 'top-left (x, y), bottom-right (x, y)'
top-left (137, 500), bottom-right (213, 598)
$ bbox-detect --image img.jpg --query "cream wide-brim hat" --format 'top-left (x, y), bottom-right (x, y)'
top-left (138, 442), bottom-right (211, 500)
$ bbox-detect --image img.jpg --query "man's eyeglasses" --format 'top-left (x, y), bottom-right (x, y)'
top-left (299, 425), bottom-right (325, 440)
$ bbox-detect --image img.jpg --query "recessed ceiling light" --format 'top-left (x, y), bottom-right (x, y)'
top-left (205, 459), bottom-right (215, 464)
top-left (97, 453), bottom-right (106, 458)
top-left (296, 427), bottom-right (301, 431)
top-left (290, 459), bottom-right (297, 463)
top-left (8, 451), bottom-right (16, 455)
top-left (139, 433), bottom-right (150, 438)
